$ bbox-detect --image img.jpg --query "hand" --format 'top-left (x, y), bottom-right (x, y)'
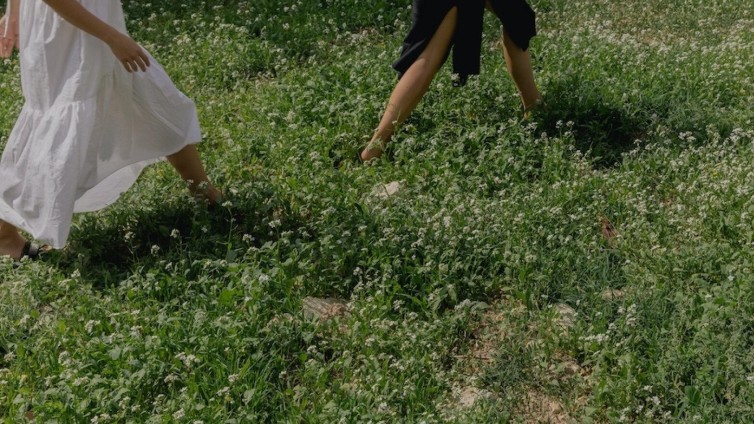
top-left (0, 14), bottom-right (19, 58)
top-left (107, 32), bottom-right (150, 72)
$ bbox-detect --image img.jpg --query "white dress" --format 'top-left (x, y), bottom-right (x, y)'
top-left (0, 0), bottom-right (201, 248)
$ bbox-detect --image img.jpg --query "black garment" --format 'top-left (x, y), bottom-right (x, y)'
top-left (392, 0), bottom-right (536, 85)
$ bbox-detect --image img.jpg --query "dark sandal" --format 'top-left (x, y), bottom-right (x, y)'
top-left (522, 98), bottom-right (546, 122)
top-left (207, 195), bottom-right (231, 214)
top-left (21, 241), bottom-right (47, 260)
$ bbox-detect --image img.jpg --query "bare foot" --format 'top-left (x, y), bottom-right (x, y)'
top-left (189, 182), bottom-right (224, 205)
top-left (359, 139), bottom-right (386, 162)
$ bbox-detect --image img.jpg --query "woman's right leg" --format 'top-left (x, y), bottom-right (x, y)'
top-left (361, 7), bottom-right (458, 161)
top-left (0, 220), bottom-right (26, 259)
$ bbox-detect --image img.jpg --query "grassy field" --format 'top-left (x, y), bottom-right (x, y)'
top-left (2, 0), bottom-right (754, 422)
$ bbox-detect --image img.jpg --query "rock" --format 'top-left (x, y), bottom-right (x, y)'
top-left (555, 304), bottom-right (577, 330)
top-left (600, 289), bottom-right (626, 301)
top-left (302, 297), bottom-right (347, 321)
top-left (372, 181), bottom-right (402, 199)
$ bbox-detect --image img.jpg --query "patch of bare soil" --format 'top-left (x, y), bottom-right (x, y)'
top-left (446, 299), bottom-right (590, 421)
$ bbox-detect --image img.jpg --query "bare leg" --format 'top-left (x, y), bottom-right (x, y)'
top-left (361, 7), bottom-right (458, 161)
top-left (166, 145), bottom-right (222, 203)
top-left (484, 1), bottom-right (542, 111)
top-left (0, 220), bottom-right (26, 259)
top-left (502, 29), bottom-right (541, 111)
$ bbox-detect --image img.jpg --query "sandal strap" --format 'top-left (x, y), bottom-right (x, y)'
top-left (21, 241), bottom-right (46, 260)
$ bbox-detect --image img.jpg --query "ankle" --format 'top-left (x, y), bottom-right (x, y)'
top-left (361, 138), bottom-right (388, 161)
top-left (190, 183), bottom-right (223, 204)
top-left (523, 96), bottom-right (543, 111)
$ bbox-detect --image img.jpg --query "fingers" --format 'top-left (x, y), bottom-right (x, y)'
top-left (0, 37), bottom-right (14, 58)
top-left (135, 51), bottom-right (150, 72)
top-left (120, 50), bottom-right (151, 73)
top-left (0, 17), bottom-right (15, 58)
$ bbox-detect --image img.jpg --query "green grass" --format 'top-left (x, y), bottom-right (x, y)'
top-left (2, 0), bottom-right (754, 422)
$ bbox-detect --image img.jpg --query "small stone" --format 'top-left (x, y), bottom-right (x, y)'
top-left (600, 289), bottom-right (626, 301)
top-left (372, 181), bottom-right (402, 199)
top-left (555, 303), bottom-right (577, 329)
top-left (302, 297), bottom-right (347, 321)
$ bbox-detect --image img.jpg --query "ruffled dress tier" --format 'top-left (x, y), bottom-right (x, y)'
top-left (0, 0), bottom-right (201, 248)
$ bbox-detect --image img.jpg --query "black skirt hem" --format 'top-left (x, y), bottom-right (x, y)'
top-left (392, 0), bottom-right (536, 82)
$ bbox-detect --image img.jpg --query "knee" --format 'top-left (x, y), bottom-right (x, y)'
top-left (411, 57), bottom-right (439, 84)
top-left (412, 56), bottom-right (432, 73)
top-left (503, 29), bottom-right (523, 53)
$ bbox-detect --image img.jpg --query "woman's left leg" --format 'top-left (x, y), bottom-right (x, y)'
top-left (166, 145), bottom-right (223, 203)
top-left (485, 0), bottom-right (542, 112)
top-left (502, 28), bottom-right (541, 111)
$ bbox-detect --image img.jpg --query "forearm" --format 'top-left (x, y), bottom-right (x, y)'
top-left (42, 0), bottom-right (121, 45)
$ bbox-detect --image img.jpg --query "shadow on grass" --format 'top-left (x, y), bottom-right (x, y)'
top-left (537, 81), bottom-right (650, 168)
top-left (536, 72), bottom-right (748, 168)
top-left (48, 191), bottom-right (307, 290)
